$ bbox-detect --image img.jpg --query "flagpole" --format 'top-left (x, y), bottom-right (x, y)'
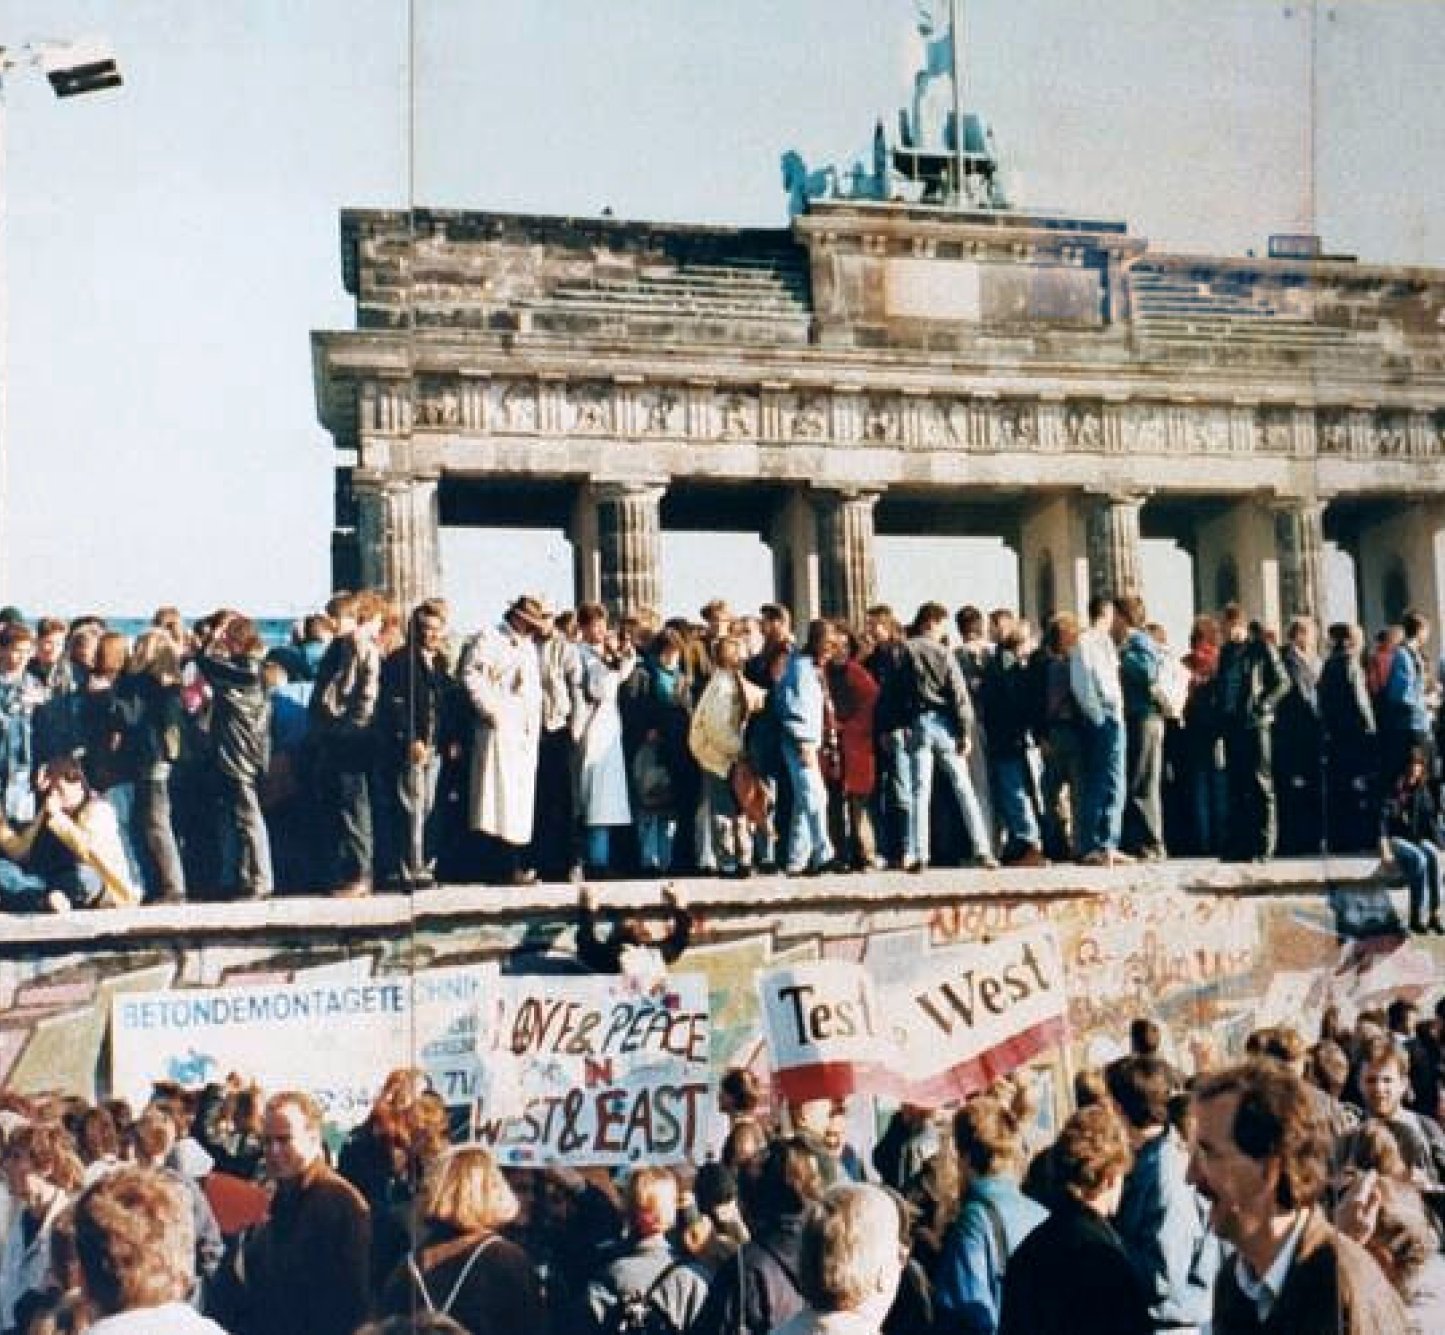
top-left (950, 0), bottom-right (965, 206)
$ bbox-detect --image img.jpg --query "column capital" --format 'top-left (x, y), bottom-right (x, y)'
top-left (590, 477), bottom-right (668, 503)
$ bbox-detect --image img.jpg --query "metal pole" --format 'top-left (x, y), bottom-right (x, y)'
top-left (0, 62), bottom-right (10, 605)
top-left (950, 0), bottom-right (965, 207)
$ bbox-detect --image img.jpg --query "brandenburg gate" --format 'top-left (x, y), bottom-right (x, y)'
top-left (312, 199), bottom-right (1445, 633)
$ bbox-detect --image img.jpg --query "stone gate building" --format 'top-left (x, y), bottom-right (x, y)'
top-left (312, 200), bottom-right (1445, 633)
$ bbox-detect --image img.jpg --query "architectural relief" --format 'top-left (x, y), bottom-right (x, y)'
top-left (717, 390), bottom-right (759, 440)
top-left (789, 391), bottom-right (828, 441)
top-left (416, 380), bottom-right (463, 429)
top-left (1129, 403), bottom-right (1170, 454)
top-left (496, 381), bottom-right (538, 434)
top-left (1259, 407), bottom-right (1294, 455)
top-left (1064, 403), bottom-right (1103, 452)
top-left (993, 401), bottom-right (1036, 451)
top-left (641, 387), bottom-right (683, 436)
top-left (862, 394), bottom-right (900, 443)
top-left (1318, 410), bottom-right (1351, 456)
top-left (569, 382), bottom-right (612, 435)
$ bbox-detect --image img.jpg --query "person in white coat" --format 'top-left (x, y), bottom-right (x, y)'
top-left (570, 602), bottom-right (636, 877)
top-left (460, 596), bottom-right (547, 886)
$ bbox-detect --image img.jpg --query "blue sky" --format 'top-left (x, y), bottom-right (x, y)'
top-left (3, 0), bottom-right (1443, 631)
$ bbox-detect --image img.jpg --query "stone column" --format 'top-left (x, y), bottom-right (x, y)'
top-left (594, 481), bottom-right (664, 618)
top-left (1273, 500), bottom-right (1325, 626)
top-left (354, 474), bottom-right (442, 608)
top-left (1086, 493), bottom-right (1144, 599)
top-left (816, 488), bottom-right (879, 626)
top-left (769, 490), bottom-right (820, 625)
top-left (1020, 493), bottom-right (1092, 620)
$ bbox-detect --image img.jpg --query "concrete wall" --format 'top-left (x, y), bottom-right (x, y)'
top-left (1, 859), bottom-right (1435, 1128)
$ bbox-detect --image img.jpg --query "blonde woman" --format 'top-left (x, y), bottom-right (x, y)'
top-left (381, 1145), bottom-right (544, 1334)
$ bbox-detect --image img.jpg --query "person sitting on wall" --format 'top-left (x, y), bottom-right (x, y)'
top-left (575, 882), bottom-right (691, 987)
top-left (0, 753), bottom-right (139, 912)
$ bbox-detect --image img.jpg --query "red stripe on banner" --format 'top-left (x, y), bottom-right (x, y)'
top-left (908, 1016), bottom-right (1068, 1105)
top-left (774, 1060), bottom-right (906, 1103)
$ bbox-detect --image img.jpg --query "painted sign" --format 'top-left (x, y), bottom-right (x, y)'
top-left (111, 966), bottom-right (488, 1127)
top-left (469, 973), bottom-right (712, 1168)
top-left (758, 924), bottom-right (1068, 1105)
top-left (894, 923), bottom-right (1068, 1103)
top-left (758, 961), bottom-right (896, 1102)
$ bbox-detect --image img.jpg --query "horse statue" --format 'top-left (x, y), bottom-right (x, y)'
top-left (781, 149), bottom-right (838, 216)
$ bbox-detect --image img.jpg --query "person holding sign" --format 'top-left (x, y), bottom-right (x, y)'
top-left (576, 882), bottom-right (692, 984)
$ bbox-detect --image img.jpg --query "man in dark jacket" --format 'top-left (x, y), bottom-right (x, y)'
top-left (999, 1106), bottom-right (1151, 1335)
top-left (1215, 606), bottom-right (1288, 861)
top-left (240, 1091), bottom-right (371, 1335)
top-left (900, 602), bottom-right (996, 872)
top-left (375, 598), bottom-right (453, 889)
top-left (1188, 1062), bottom-right (1406, 1335)
top-left (1273, 615), bottom-right (1324, 856)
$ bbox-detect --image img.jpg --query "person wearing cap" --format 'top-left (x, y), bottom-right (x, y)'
top-left (459, 595), bottom-right (547, 886)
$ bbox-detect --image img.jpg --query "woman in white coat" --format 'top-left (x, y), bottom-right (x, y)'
top-left (460, 596), bottom-right (547, 886)
top-left (571, 602), bottom-right (636, 876)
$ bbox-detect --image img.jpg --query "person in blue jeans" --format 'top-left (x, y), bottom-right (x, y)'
top-left (1070, 594), bottom-right (1131, 866)
top-left (771, 621), bottom-right (836, 875)
top-left (900, 602), bottom-right (997, 872)
top-left (1380, 747), bottom-right (1445, 934)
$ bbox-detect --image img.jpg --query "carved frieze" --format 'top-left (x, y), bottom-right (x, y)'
top-left (782, 391), bottom-right (828, 441)
top-left (415, 377), bottom-right (464, 429)
top-left (1373, 410), bottom-right (1410, 458)
top-left (412, 374), bottom-right (1440, 469)
top-left (639, 386), bottom-right (683, 436)
top-left (716, 389), bottom-right (759, 440)
top-left (861, 394), bottom-right (901, 445)
top-left (568, 381), bottom-right (612, 435)
top-left (1129, 403), bottom-right (1170, 454)
top-left (494, 381), bottom-right (539, 433)
top-left (1317, 409), bottom-right (1350, 456)
top-left (991, 401), bottom-right (1037, 452)
top-left (1258, 406), bottom-right (1294, 455)
top-left (1064, 402), bottom-right (1104, 452)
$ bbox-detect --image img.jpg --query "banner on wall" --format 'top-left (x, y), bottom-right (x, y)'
top-left (894, 923), bottom-right (1068, 1102)
top-left (758, 961), bottom-right (899, 1102)
top-left (469, 973), bottom-right (712, 1168)
top-left (110, 966), bottom-right (489, 1128)
top-left (758, 923), bottom-right (1068, 1104)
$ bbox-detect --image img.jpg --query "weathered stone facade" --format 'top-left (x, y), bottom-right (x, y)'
top-left (313, 202), bottom-right (1445, 629)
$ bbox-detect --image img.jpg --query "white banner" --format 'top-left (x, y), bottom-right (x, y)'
top-left (756, 924), bottom-right (1068, 1104)
top-left (893, 924), bottom-right (1068, 1101)
top-left (110, 966), bottom-right (489, 1128)
top-left (470, 973), bottom-right (712, 1167)
top-left (757, 960), bottom-right (897, 1101)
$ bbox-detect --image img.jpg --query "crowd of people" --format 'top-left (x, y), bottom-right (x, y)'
top-left (0, 591), bottom-right (1441, 918)
top-left (1, 992), bottom-right (1444, 1334)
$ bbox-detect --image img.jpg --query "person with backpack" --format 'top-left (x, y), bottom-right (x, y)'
top-left (932, 1097), bottom-right (1047, 1335)
top-left (693, 1138), bottom-right (823, 1335)
top-left (379, 1144), bottom-right (544, 1335)
top-left (583, 1166), bottom-right (708, 1335)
